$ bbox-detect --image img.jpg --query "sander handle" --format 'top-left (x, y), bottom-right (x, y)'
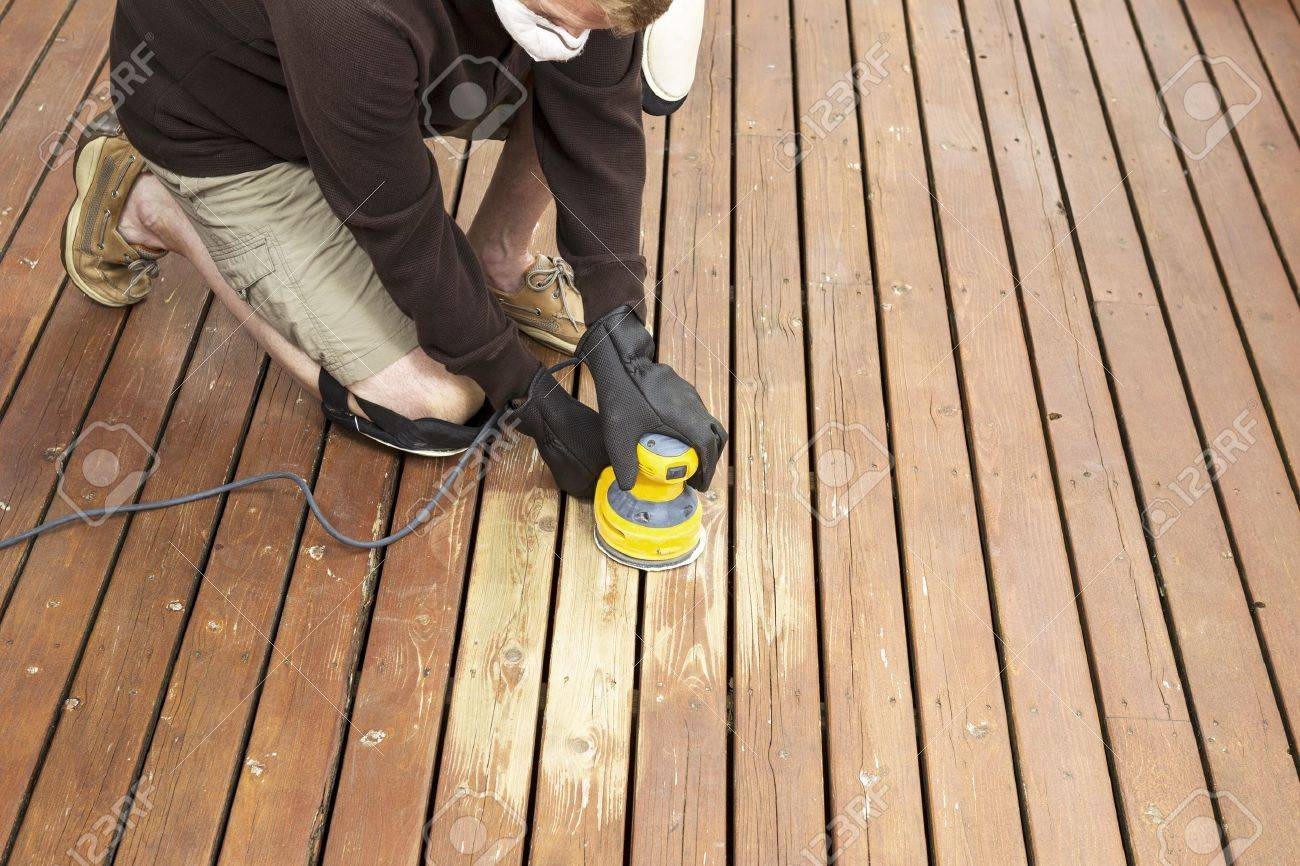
top-left (633, 434), bottom-right (698, 499)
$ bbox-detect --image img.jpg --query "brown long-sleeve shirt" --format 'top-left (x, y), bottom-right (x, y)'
top-left (111, 0), bottom-right (647, 406)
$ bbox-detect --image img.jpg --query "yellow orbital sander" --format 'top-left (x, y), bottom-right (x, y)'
top-left (593, 434), bottom-right (705, 571)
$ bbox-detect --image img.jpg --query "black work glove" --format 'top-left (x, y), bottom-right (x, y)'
top-left (576, 306), bottom-right (727, 492)
top-left (509, 365), bottom-right (609, 499)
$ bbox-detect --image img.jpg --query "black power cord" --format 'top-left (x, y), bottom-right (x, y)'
top-left (0, 403), bottom-right (510, 552)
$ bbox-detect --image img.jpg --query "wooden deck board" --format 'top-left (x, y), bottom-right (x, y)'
top-left (626, 2), bottom-right (731, 861)
top-left (2, 0), bottom-right (1298, 863)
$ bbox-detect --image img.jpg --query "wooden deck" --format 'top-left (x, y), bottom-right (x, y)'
top-left (1, 0), bottom-right (1298, 863)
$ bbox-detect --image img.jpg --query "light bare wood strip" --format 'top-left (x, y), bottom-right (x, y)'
top-left (905, 0), bottom-right (1127, 858)
top-left (730, 0), bottom-right (828, 861)
top-left (527, 116), bottom-right (666, 863)
top-left (1074, 0), bottom-right (1300, 738)
top-left (423, 136), bottom-right (567, 866)
top-left (626, 2), bottom-right (731, 861)
top-left (846, 0), bottom-right (1028, 860)
top-left (528, 465), bottom-right (638, 864)
top-left (0, 0), bottom-right (76, 124)
top-left (10, 318), bottom-right (278, 862)
top-left (108, 373), bottom-right (323, 866)
top-left (961, 0), bottom-right (1213, 859)
top-left (0, 0), bottom-right (113, 246)
top-left (1175, 0), bottom-right (1300, 277)
top-left (1017, 0), bottom-right (1300, 858)
top-left (215, 435), bottom-right (399, 863)
top-left (1131, 0), bottom-right (1300, 480)
top-left (423, 414), bottom-right (561, 866)
top-left (318, 139), bottom-right (475, 866)
top-left (788, 0), bottom-right (928, 860)
top-left (1235, 0), bottom-right (1300, 127)
top-left (0, 274), bottom-right (211, 847)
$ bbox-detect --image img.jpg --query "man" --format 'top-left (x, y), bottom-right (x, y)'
top-left (63, 0), bottom-right (723, 499)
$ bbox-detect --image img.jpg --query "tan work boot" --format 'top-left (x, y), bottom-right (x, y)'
top-left (491, 254), bottom-right (586, 355)
top-left (61, 110), bottom-right (165, 307)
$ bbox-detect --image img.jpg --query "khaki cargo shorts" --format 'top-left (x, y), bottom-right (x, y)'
top-left (147, 160), bottom-right (419, 386)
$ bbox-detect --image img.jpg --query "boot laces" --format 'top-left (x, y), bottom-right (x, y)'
top-left (527, 257), bottom-right (580, 327)
top-left (126, 256), bottom-right (160, 296)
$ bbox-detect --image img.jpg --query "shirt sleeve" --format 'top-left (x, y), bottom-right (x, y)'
top-left (267, 2), bottom-right (538, 407)
top-left (530, 30), bottom-right (649, 323)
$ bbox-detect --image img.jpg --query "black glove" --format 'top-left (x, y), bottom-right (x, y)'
top-left (576, 306), bottom-right (727, 492)
top-left (509, 364), bottom-right (609, 499)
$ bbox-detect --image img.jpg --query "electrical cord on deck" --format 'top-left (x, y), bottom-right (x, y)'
top-left (0, 403), bottom-right (510, 553)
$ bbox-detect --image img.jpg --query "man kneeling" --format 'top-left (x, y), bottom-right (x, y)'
top-left (64, 0), bottom-right (724, 499)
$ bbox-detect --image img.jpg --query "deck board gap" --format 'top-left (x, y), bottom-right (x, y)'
top-left (91, 353), bottom-right (275, 863)
top-left (8, 289), bottom-right (220, 858)
top-left (950, 0), bottom-right (1140, 856)
top-left (311, 451), bottom-right (414, 864)
top-left (0, 300), bottom-right (130, 622)
top-left (898, 0), bottom-right (1044, 856)
top-left (0, 0), bottom-right (80, 129)
top-left (838, 0), bottom-right (939, 859)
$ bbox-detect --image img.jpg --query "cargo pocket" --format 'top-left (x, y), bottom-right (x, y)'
top-left (210, 234), bottom-right (277, 303)
top-left (209, 230), bottom-right (327, 361)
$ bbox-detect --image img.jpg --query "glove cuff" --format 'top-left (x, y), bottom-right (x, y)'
top-left (576, 304), bottom-right (646, 362)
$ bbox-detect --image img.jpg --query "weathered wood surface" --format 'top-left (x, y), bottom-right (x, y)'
top-left (0, 0), bottom-right (1296, 863)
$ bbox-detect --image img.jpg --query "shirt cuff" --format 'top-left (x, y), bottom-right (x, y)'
top-left (575, 257), bottom-right (648, 324)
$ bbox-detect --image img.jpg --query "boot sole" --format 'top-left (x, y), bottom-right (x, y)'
top-left (513, 322), bottom-right (578, 356)
top-left (61, 136), bottom-right (137, 308)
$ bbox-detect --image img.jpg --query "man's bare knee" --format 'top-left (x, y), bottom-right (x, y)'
top-left (349, 349), bottom-right (485, 424)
